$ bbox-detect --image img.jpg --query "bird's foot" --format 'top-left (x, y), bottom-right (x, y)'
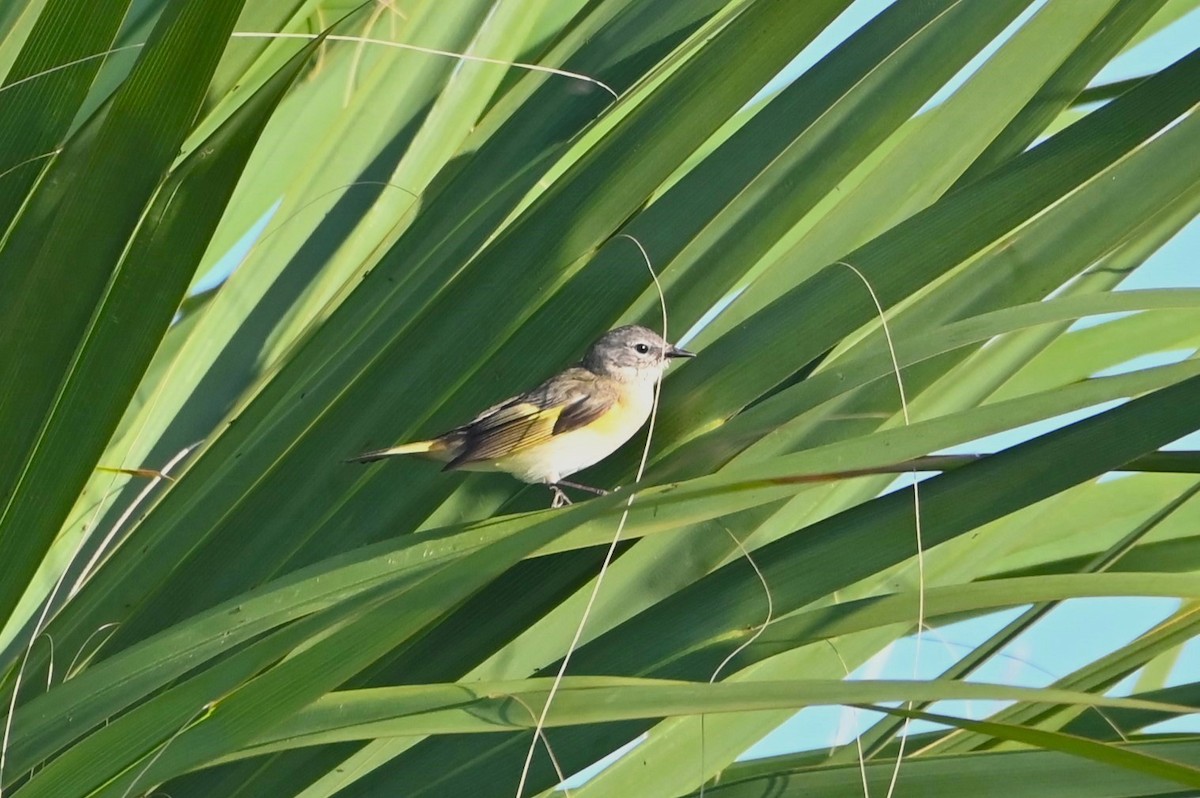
top-left (549, 484), bottom-right (572, 508)
top-left (548, 481), bottom-right (610, 508)
top-left (556, 479), bottom-right (609, 497)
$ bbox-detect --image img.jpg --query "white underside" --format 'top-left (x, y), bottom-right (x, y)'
top-left (479, 379), bottom-right (656, 484)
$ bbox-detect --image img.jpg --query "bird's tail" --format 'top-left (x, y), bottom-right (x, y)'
top-left (346, 439), bottom-right (444, 464)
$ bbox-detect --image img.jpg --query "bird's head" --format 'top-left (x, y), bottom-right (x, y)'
top-left (582, 325), bottom-right (694, 383)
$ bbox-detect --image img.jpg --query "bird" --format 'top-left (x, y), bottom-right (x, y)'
top-left (347, 325), bottom-right (695, 507)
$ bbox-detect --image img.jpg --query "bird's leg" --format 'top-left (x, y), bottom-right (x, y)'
top-left (548, 484), bottom-right (572, 508)
top-left (556, 479), bottom-right (609, 497)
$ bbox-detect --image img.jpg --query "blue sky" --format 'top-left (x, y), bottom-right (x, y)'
top-left (740, 0), bottom-right (1200, 760)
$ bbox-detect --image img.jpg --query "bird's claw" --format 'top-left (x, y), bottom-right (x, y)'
top-left (549, 484), bottom-right (572, 509)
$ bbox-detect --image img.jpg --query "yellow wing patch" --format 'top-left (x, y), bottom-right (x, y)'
top-left (445, 402), bottom-right (567, 468)
top-left (444, 385), bottom-right (619, 470)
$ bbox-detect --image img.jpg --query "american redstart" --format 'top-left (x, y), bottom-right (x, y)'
top-left (348, 325), bottom-right (694, 506)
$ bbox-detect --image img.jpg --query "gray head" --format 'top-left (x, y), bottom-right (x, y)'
top-left (581, 325), bottom-right (695, 381)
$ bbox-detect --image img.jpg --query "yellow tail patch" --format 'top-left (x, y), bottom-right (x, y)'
top-left (346, 439), bottom-right (444, 464)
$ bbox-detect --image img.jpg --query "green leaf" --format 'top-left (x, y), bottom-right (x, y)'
top-left (229, 676), bottom-right (1196, 749)
top-left (0, 0), bottom-right (247, 624)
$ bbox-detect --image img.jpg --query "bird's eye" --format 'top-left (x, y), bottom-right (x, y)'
top-left (634, 343), bottom-right (651, 354)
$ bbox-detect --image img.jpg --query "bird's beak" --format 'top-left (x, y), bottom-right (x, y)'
top-left (666, 344), bottom-right (695, 358)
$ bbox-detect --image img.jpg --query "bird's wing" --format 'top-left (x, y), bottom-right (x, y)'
top-left (444, 368), bottom-right (615, 469)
